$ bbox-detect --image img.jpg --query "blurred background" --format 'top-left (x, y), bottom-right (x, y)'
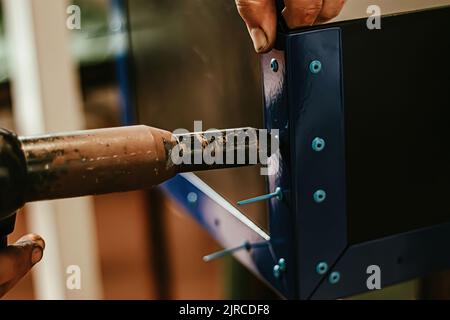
top-left (0, 0), bottom-right (449, 299)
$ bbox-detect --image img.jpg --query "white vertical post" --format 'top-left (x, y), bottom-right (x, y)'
top-left (3, 0), bottom-right (103, 299)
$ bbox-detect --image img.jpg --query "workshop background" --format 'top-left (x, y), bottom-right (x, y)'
top-left (0, 0), bottom-right (449, 299)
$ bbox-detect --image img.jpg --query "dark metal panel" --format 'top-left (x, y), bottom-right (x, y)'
top-left (312, 222), bottom-right (450, 299)
top-left (310, 7), bottom-right (450, 299)
top-left (285, 29), bottom-right (347, 299)
top-left (339, 7), bottom-right (450, 244)
top-left (146, 3), bottom-right (450, 300)
top-left (161, 173), bottom-right (290, 297)
top-left (261, 49), bottom-right (297, 298)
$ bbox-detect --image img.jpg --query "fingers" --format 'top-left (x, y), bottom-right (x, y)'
top-left (316, 0), bottom-right (346, 24)
top-left (282, 0), bottom-right (323, 28)
top-left (282, 0), bottom-right (345, 28)
top-left (0, 234), bottom-right (45, 297)
top-left (235, 0), bottom-right (346, 53)
top-left (235, 0), bottom-right (277, 53)
top-left (236, 0), bottom-right (346, 53)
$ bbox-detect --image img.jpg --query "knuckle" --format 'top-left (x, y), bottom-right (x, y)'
top-left (309, 0), bottom-right (325, 11)
top-left (305, 0), bottom-right (324, 17)
top-left (303, 0), bottom-right (323, 12)
top-left (321, 0), bottom-right (345, 20)
top-left (285, 0), bottom-right (324, 27)
top-left (235, 0), bottom-right (270, 12)
top-left (320, 9), bottom-right (339, 20)
top-left (235, 0), bottom-right (274, 22)
top-left (303, 6), bottom-right (323, 24)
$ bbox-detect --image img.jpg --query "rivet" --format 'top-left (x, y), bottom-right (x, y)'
top-left (278, 258), bottom-right (286, 271)
top-left (273, 264), bottom-right (281, 278)
top-left (329, 271), bottom-right (341, 284)
top-left (316, 262), bottom-right (328, 275)
top-left (270, 58), bottom-right (279, 72)
top-left (309, 60), bottom-right (322, 74)
top-left (187, 192), bottom-right (198, 205)
top-left (313, 190), bottom-right (327, 203)
top-left (312, 137), bottom-right (326, 152)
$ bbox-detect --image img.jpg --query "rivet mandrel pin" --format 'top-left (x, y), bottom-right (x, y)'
top-left (203, 240), bottom-right (269, 263)
top-left (237, 187), bottom-right (283, 206)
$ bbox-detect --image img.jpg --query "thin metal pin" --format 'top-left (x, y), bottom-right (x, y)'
top-left (237, 187), bottom-right (283, 206)
top-left (203, 241), bottom-right (251, 262)
top-left (202, 240), bottom-right (269, 263)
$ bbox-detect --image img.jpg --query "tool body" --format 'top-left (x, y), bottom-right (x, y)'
top-left (0, 125), bottom-right (267, 247)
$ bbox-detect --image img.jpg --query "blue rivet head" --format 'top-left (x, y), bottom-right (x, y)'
top-left (187, 192), bottom-right (198, 205)
top-left (313, 190), bottom-right (327, 203)
top-left (312, 137), bottom-right (326, 152)
top-left (316, 262), bottom-right (328, 275)
top-left (273, 264), bottom-right (281, 278)
top-left (278, 258), bottom-right (286, 271)
top-left (270, 58), bottom-right (279, 72)
top-left (309, 60), bottom-right (322, 74)
top-left (329, 271), bottom-right (341, 284)
top-left (274, 187), bottom-right (283, 200)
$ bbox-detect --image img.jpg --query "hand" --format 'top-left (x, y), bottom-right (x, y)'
top-left (0, 234), bottom-right (45, 298)
top-left (235, 0), bottom-right (346, 53)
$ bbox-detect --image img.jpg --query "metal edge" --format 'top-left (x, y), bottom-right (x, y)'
top-left (161, 173), bottom-right (290, 297)
top-left (285, 27), bottom-right (348, 299)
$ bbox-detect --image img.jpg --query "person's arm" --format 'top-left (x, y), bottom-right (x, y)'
top-left (0, 234), bottom-right (45, 297)
top-left (235, 0), bottom-right (346, 53)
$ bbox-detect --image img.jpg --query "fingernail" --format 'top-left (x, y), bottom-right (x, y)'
top-left (31, 246), bottom-right (43, 265)
top-left (250, 27), bottom-right (268, 53)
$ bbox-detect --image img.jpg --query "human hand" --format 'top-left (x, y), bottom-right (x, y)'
top-left (235, 0), bottom-right (346, 53)
top-left (0, 234), bottom-right (45, 298)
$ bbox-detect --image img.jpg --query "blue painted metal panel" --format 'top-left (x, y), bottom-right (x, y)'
top-left (312, 222), bottom-right (450, 299)
top-left (160, 7), bottom-right (450, 300)
top-left (284, 28), bottom-right (347, 299)
top-left (261, 49), bottom-right (297, 298)
top-left (161, 28), bottom-right (348, 300)
top-left (162, 173), bottom-right (291, 298)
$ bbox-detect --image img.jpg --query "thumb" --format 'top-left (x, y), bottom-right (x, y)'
top-left (235, 0), bottom-right (277, 53)
top-left (0, 234), bottom-right (45, 297)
